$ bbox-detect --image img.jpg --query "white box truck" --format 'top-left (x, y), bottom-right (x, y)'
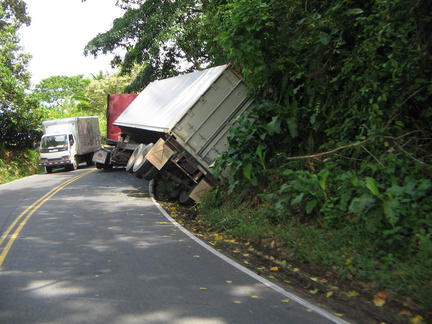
top-left (112, 65), bottom-right (255, 203)
top-left (39, 117), bottom-right (101, 173)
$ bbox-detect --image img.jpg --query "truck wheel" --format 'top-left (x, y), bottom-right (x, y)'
top-left (134, 159), bottom-right (153, 176)
top-left (142, 165), bottom-right (159, 181)
top-left (70, 157), bottom-right (78, 171)
top-left (132, 143), bottom-right (154, 175)
top-left (45, 166), bottom-right (53, 174)
top-left (179, 187), bottom-right (194, 205)
top-left (86, 154), bottom-right (94, 166)
top-left (170, 185), bottom-right (183, 199)
top-left (126, 144), bottom-right (145, 173)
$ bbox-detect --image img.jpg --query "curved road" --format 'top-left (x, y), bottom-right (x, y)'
top-left (0, 166), bottom-right (349, 324)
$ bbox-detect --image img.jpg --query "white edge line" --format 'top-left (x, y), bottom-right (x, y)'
top-left (0, 168), bottom-right (91, 188)
top-left (148, 180), bottom-right (350, 324)
top-left (0, 174), bottom-right (41, 188)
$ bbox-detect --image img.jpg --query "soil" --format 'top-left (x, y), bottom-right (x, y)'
top-left (151, 182), bottom-right (428, 324)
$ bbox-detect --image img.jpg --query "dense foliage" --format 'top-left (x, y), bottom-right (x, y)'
top-left (0, 0), bottom-right (40, 147)
top-left (0, 145), bottom-right (40, 183)
top-left (208, 0), bottom-right (432, 250)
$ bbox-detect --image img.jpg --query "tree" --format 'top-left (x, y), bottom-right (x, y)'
top-left (0, 0), bottom-right (40, 147)
top-left (0, 0), bottom-right (30, 29)
top-left (85, 69), bottom-right (137, 115)
top-left (32, 75), bottom-right (91, 108)
top-left (84, 70), bottom-right (138, 135)
top-left (84, 0), bottom-right (218, 91)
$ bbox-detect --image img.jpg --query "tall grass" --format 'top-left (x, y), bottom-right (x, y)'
top-left (0, 147), bottom-right (42, 184)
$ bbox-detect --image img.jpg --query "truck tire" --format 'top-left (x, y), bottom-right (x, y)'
top-left (45, 166), bottom-right (53, 174)
top-left (86, 154), bottom-right (94, 166)
top-left (142, 165), bottom-right (159, 181)
top-left (132, 143), bottom-right (154, 175)
top-left (170, 185), bottom-right (182, 199)
top-left (134, 159), bottom-right (152, 176)
top-left (126, 144), bottom-right (145, 173)
top-left (70, 157), bottom-right (78, 171)
top-left (179, 187), bottom-right (194, 205)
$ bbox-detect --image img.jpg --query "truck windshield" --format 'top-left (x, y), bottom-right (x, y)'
top-left (41, 135), bottom-right (68, 149)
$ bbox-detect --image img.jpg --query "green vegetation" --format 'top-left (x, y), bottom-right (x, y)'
top-left (0, 0), bottom-right (40, 148)
top-left (204, 0), bottom-right (431, 318)
top-left (0, 146), bottom-right (41, 184)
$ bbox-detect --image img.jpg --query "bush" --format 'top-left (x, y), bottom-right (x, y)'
top-left (0, 147), bottom-right (41, 184)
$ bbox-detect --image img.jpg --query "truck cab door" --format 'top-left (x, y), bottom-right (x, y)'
top-left (69, 134), bottom-right (77, 155)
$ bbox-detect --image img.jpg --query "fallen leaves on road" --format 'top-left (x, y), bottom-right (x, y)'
top-left (410, 315), bottom-right (425, 324)
top-left (373, 290), bottom-right (389, 307)
top-left (347, 290), bottom-right (359, 297)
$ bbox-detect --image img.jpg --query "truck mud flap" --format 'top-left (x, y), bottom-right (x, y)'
top-left (146, 138), bottom-right (174, 170)
top-left (190, 179), bottom-right (214, 202)
top-left (93, 149), bottom-right (110, 164)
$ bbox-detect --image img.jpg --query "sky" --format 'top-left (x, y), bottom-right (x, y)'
top-left (19, 0), bottom-right (125, 85)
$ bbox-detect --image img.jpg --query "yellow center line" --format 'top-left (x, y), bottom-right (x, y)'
top-left (0, 169), bottom-right (96, 268)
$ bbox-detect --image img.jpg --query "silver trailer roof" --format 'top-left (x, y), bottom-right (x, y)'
top-left (113, 65), bottom-right (230, 133)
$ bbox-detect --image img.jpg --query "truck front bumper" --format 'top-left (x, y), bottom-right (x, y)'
top-left (39, 160), bottom-right (71, 166)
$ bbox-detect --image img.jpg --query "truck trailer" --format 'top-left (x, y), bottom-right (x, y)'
top-left (111, 64), bottom-right (255, 203)
top-left (39, 117), bottom-right (101, 173)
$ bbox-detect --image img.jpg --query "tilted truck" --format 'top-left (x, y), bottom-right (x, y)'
top-left (92, 94), bottom-right (139, 169)
top-left (39, 117), bottom-right (101, 173)
top-left (110, 64), bottom-right (255, 203)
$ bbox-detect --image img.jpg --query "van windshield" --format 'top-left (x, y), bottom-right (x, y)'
top-left (41, 135), bottom-right (68, 149)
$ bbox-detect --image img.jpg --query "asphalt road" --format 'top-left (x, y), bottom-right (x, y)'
top-left (0, 165), bottom-right (348, 324)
